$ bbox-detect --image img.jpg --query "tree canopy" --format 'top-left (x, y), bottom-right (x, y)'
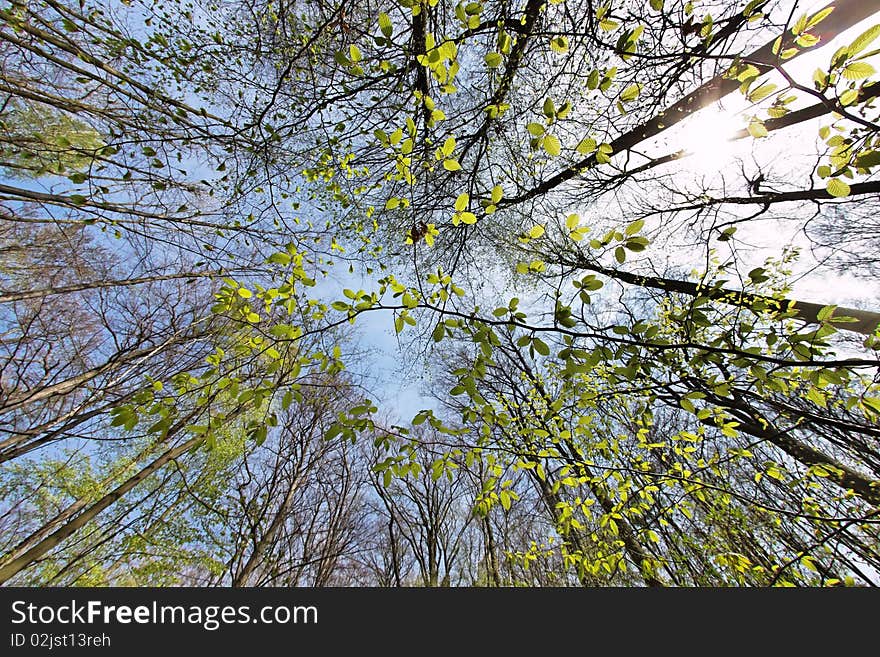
top-left (1, 0), bottom-right (879, 586)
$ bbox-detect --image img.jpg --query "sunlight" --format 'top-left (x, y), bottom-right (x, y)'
top-left (678, 107), bottom-right (742, 170)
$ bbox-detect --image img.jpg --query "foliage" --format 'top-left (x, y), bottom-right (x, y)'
top-left (1, 0), bottom-right (879, 586)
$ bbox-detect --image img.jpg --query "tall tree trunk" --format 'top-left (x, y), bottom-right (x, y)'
top-left (573, 260), bottom-right (880, 336)
top-left (687, 387), bottom-right (880, 506)
top-left (0, 271), bottom-right (218, 304)
top-left (231, 474), bottom-right (302, 587)
top-left (502, 0), bottom-right (878, 206)
top-left (0, 434), bottom-right (203, 584)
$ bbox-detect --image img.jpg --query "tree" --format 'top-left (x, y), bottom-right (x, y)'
top-left (2, 0), bottom-right (879, 587)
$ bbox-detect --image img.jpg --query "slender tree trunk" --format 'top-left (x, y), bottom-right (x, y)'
top-left (691, 389), bottom-right (880, 506)
top-left (387, 514), bottom-right (402, 587)
top-left (529, 472), bottom-right (596, 587)
top-left (231, 474), bottom-right (302, 587)
top-left (502, 0), bottom-right (878, 206)
top-left (482, 517), bottom-right (502, 587)
top-left (576, 260), bottom-right (880, 336)
top-left (0, 434), bottom-right (203, 584)
top-left (0, 443), bottom-right (155, 567)
top-left (503, 347), bottom-right (665, 586)
top-left (0, 271), bottom-right (218, 304)
top-left (572, 460), bottom-right (665, 587)
top-left (1, 337), bottom-right (190, 415)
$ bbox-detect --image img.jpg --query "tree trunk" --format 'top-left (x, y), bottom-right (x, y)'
top-left (579, 260), bottom-right (880, 336)
top-left (502, 0), bottom-right (878, 206)
top-left (0, 434), bottom-right (203, 584)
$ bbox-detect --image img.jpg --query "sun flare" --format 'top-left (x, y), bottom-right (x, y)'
top-left (678, 108), bottom-right (742, 169)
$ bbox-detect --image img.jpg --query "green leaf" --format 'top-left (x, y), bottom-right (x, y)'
top-left (614, 246), bottom-right (626, 263)
top-left (576, 137), bottom-right (597, 154)
top-left (826, 178), bottom-right (851, 197)
top-left (527, 122), bottom-right (545, 136)
top-left (528, 224), bottom-right (545, 239)
top-left (747, 119), bottom-right (768, 138)
top-left (792, 33), bottom-right (818, 48)
top-left (379, 12), bottom-right (393, 37)
top-left (459, 211), bottom-right (477, 225)
top-left (443, 159), bottom-right (462, 171)
top-left (855, 150), bottom-right (880, 169)
top-left (620, 83), bottom-right (641, 102)
top-left (595, 143), bottom-right (613, 164)
top-left (543, 134), bottom-right (561, 156)
top-left (625, 218), bottom-right (644, 235)
top-left (842, 61), bottom-right (875, 80)
top-left (267, 252), bottom-right (291, 265)
top-left (839, 89), bottom-right (859, 106)
top-left (269, 323), bottom-right (298, 339)
top-left (455, 193), bottom-right (469, 211)
top-left (862, 397), bottom-right (880, 417)
top-left (237, 288), bottom-right (253, 299)
top-left (718, 227), bottom-right (737, 242)
top-left (566, 213), bottom-right (580, 230)
top-left (625, 237), bottom-right (648, 252)
top-left (816, 305), bottom-right (837, 322)
top-left (748, 82), bottom-right (777, 102)
top-left (742, 0), bottom-right (764, 18)
top-left (491, 185), bottom-right (503, 203)
top-left (848, 24), bottom-right (880, 56)
top-left (543, 97), bottom-right (555, 118)
top-left (484, 52), bottom-right (502, 67)
top-left (252, 425), bottom-right (268, 446)
top-left (550, 36), bottom-right (569, 53)
top-left (442, 136), bottom-right (456, 156)
top-left (532, 338), bottom-right (550, 356)
top-left (806, 6), bottom-right (834, 30)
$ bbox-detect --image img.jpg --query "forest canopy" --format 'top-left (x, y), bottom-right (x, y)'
top-left (1, 0), bottom-right (880, 586)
